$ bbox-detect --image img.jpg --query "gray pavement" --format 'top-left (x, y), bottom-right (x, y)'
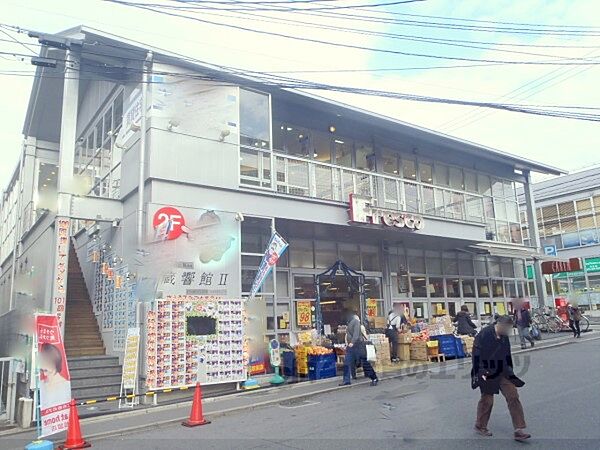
top-left (3, 332), bottom-right (598, 449)
top-left (4, 333), bottom-right (596, 450)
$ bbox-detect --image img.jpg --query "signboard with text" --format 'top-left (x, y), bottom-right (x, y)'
top-left (51, 218), bottom-right (70, 331)
top-left (349, 194), bottom-right (424, 230)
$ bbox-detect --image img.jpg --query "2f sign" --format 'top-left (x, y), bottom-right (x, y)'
top-left (153, 206), bottom-right (185, 240)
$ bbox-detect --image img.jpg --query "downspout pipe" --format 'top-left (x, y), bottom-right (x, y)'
top-left (137, 51), bottom-right (153, 248)
top-left (8, 145), bottom-right (26, 310)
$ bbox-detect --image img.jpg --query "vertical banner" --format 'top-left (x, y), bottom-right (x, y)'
top-left (51, 217), bottom-right (71, 331)
top-left (249, 231), bottom-right (288, 299)
top-left (35, 314), bottom-right (72, 437)
top-left (366, 298), bottom-right (378, 318)
top-left (122, 328), bottom-right (140, 389)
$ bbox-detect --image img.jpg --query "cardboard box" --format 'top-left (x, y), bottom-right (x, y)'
top-left (410, 341), bottom-right (427, 350)
top-left (398, 343), bottom-right (411, 361)
top-left (410, 349), bottom-right (428, 361)
top-left (399, 333), bottom-right (413, 344)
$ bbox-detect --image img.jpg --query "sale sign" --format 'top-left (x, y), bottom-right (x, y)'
top-left (153, 206), bottom-right (186, 240)
top-left (35, 314), bottom-right (72, 437)
top-left (366, 298), bottom-right (378, 318)
top-left (296, 301), bottom-right (312, 327)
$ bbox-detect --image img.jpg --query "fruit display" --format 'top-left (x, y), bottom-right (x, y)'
top-left (411, 330), bottom-right (430, 342)
top-left (307, 346), bottom-right (334, 355)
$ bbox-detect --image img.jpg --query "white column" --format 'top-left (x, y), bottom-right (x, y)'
top-left (523, 170), bottom-right (547, 307)
top-left (51, 49), bottom-right (80, 331)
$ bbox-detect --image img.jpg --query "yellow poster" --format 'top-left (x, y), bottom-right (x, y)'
top-left (297, 301), bottom-right (312, 326)
top-left (366, 298), bottom-right (377, 317)
top-left (496, 303), bottom-right (506, 315)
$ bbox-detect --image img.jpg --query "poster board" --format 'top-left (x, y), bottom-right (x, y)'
top-left (120, 327), bottom-right (140, 408)
top-left (146, 296), bottom-right (245, 389)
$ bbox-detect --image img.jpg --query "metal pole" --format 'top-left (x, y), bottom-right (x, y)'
top-left (523, 170), bottom-right (547, 307)
top-left (8, 145), bottom-right (25, 310)
top-left (137, 51), bottom-right (153, 248)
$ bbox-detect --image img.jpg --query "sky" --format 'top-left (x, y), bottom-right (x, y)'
top-left (0, 0), bottom-right (599, 189)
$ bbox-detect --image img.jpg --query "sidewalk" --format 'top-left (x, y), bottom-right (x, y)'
top-left (3, 331), bottom-right (597, 449)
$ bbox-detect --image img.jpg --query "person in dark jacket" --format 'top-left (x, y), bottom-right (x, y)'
top-left (340, 310), bottom-right (378, 387)
top-left (513, 300), bottom-right (535, 349)
top-left (567, 303), bottom-right (583, 338)
top-left (454, 305), bottom-right (477, 336)
top-left (471, 315), bottom-right (530, 442)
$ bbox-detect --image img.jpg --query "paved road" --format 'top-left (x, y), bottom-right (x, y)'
top-left (91, 337), bottom-right (600, 450)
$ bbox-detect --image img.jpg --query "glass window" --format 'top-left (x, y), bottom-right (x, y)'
top-left (405, 183), bottom-right (419, 213)
top-left (464, 171), bottom-right (477, 192)
top-left (466, 196), bottom-right (484, 222)
top-left (361, 245), bottom-right (380, 271)
top-left (275, 124), bottom-right (310, 158)
top-left (501, 258), bottom-right (514, 278)
top-left (294, 275), bottom-right (316, 299)
top-left (443, 252), bottom-right (458, 275)
top-left (483, 197), bottom-right (495, 219)
top-left (449, 167), bottom-right (464, 190)
top-left (560, 218), bottom-right (577, 233)
top-left (513, 260), bottom-right (526, 278)
top-left (578, 216), bottom-right (596, 230)
top-left (446, 278), bottom-right (460, 297)
top-left (426, 251), bottom-right (442, 275)
top-left (488, 258), bottom-right (501, 277)
top-left (413, 302), bottom-right (428, 319)
top-left (462, 279), bottom-right (476, 297)
top-left (562, 232), bottom-right (580, 248)
top-left (333, 138), bottom-right (353, 167)
top-left (290, 239), bottom-right (314, 268)
top-left (576, 198), bottom-right (593, 215)
top-left (492, 279), bottom-right (504, 297)
top-left (464, 301), bottom-right (478, 316)
top-left (542, 205), bottom-right (558, 220)
top-left (474, 256), bottom-right (487, 276)
top-left (494, 199), bottom-right (507, 221)
top-left (408, 249), bottom-right (425, 273)
top-left (403, 159), bottom-right (417, 180)
top-left (459, 256), bottom-right (474, 276)
top-left (114, 92), bottom-right (123, 130)
top-left (382, 151), bottom-right (399, 175)
top-left (339, 243), bottom-right (360, 270)
top-left (276, 302), bottom-right (291, 330)
top-left (450, 192), bottom-right (465, 220)
top-left (240, 148), bottom-right (259, 180)
top-left (240, 89), bottom-right (270, 148)
top-left (315, 241), bottom-right (337, 269)
top-left (477, 279), bottom-right (490, 297)
top-left (276, 271), bottom-right (290, 298)
top-left (558, 201), bottom-right (575, 218)
top-left (411, 276), bottom-right (427, 297)
top-left (364, 277), bottom-right (382, 299)
top-left (435, 163), bottom-right (449, 186)
top-left (505, 280), bottom-right (517, 298)
top-left (355, 143), bottom-right (374, 171)
top-left (497, 221), bottom-right (510, 243)
top-left (422, 186), bottom-right (435, 216)
top-left (477, 174), bottom-right (491, 196)
top-left (419, 162), bottom-right (433, 184)
top-left (434, 188), bottom-right (445, 217)
top-left (312, 130), bottom-right (331, 163)
top-left (491, 179), bottom-right (504, 198)
top-left (429, 277), bottom-right (444, 298)
top-left (580, 229), bottom-right (599, 246)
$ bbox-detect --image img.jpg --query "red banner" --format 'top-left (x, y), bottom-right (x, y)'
top-left (36, 314), bottom-right (72, 437)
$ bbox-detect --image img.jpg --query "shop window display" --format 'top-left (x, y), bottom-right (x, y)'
top-left (478, 279), bottom-right (491, 298)
top-left (413, 302), bottom-right (428, 319)
top-left (411, 277), bottom-right (427, 298)
top-left (428, 277), bottom-right (444, 298)
top-left (462, 279), bottom-right (476, 297)
top-left (446, 278), bottom-right (460, 298)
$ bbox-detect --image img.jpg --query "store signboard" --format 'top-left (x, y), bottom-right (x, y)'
top-left (121, 327), bottom-right (140, 390)
top-left (296, 301), bottom-right (312, 327)
top-left (526, 265), bottom-right (534, 280)
top-left (585, 257), bottom-right (600, 273)
top-left (152, 206), bottom-right (188, 241)
top-left (51, 217), bottom-right (70, 331)
top-left (348, 194), bottom-right (424, 230)
top-left (35, 314), bottom-right (72, 437)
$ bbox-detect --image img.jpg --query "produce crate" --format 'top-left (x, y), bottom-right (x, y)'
top-left (308, 354), bottom-right (337, 380)
top-left (429, 335), bottom-right (466, 359)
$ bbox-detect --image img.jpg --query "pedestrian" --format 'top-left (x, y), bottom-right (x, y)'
top-left (513, 300), bottom-right (535, 349)
top-left (340, 309), bottom-right (378, 387)
top-left (386, 308), bottom-right (406, 362)
top-left (471, 315), bottom-right (530, 442)
top-left (567, 302), bottom-right (583, 338)
top-left (454, 305), bottom-right (478, 337)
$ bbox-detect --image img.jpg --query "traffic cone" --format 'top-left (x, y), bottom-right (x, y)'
top-left (182, 382), bottom-right (210, 427)
top-left (58, 399), bottom-right (91, 449)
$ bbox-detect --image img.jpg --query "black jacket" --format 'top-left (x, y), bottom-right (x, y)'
top-left (454, 311), bottom-right (477, 335)
top-left (471, 325), bottom-right (516, 394)
top-left (513, 308), bottom-right (532, 328)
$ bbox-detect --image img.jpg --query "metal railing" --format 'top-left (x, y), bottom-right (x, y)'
top-left (271, 152), bottom-right (487, 224)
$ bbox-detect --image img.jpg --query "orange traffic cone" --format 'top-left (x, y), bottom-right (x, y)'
top-left (182, 382), bottom-right (210, 427)
top-left (58, 399), bottom-right (91, 449)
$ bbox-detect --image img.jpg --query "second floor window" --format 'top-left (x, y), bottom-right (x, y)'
top-left (240, 89), bottom-right (270, 149)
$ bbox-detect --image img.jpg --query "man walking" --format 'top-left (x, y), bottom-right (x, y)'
top-left (340, 310), bottom-right (378, 386)
top-left (513, 300), bottom-right (535, 349)
top-left (471, 315), bottom-right (530, 442)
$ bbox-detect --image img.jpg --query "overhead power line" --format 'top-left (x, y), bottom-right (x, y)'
top-left (105, 1), bottom-right (600, 66)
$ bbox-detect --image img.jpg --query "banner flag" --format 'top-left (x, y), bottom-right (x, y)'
top-left (35, 314), bottom-right (72, 437)
top-left (249, 231), bottom-right (288, 299)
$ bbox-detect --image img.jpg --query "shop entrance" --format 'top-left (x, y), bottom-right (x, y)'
top-left (315, 260), bottom-right (365, 336)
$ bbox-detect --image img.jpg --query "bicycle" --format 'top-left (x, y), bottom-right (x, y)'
top-left (532, 308), bottom-right (561, 333)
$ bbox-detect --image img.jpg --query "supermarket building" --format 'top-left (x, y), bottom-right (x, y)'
top-left (0, 27), bottom-right (563, 408)
top-left (519, 167), bottom-right (600, 311)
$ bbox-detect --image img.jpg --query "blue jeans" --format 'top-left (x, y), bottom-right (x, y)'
top-left (343, 346), bottom-right (356, 384)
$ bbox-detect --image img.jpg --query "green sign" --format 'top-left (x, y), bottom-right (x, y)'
top-left (526, 265), bottom-right (534, 280)
top-left (553, 270), bottom-right (584, 280)
top-left (585, 257), bottom-right (600, 273)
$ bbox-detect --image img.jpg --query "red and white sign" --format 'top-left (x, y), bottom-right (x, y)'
top-left (36, 314), bottom-right (72, 437)
top-left (51, 217), bottom-right (71, 330)
top-left (153, 206), bottom-right (186, 240)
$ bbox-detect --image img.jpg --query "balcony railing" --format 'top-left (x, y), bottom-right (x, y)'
top-left (269, 152), bottom-right (486, 225)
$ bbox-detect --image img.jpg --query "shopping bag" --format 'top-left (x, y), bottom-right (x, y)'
top-left (365, 344), bottom-right (377, 362)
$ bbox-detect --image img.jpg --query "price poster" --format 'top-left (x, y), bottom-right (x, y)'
top-left (296, 301), bottom-right (312, 327)
top-left (366, 298), bottom-right (378, 318)
top-left (146, 296), bottom-right (245, 389)
top-left (121, 328), bottom-right (140, 389)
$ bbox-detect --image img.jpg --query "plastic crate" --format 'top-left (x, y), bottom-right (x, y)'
top-left (431, 335), bottom-right (460, 358)
top-left (308, 365), bottom-right (337, 380)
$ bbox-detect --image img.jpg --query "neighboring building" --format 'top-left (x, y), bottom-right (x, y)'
top-left (0, 26), bottom-right (562, 414)
top-left (519, 167), bottom-right (600, 311)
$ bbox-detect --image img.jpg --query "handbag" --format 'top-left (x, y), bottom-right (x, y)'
top-left (365, 343), bottom-right (377, 362)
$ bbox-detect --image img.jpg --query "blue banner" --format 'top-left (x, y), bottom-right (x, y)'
top-left (249, 231), bottom-right (288, 299)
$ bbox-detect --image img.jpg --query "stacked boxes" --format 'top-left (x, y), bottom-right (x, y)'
top-left (398, 333), bottom-right (412, 361)
top-left (409, 341), bottom-right (428, 361)
top-left (370, 333), bottom-right (391, 372)
top-left (462, 336), bottom-right (475, 355)
top-left (295, 345), bottom-right (309, 376)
